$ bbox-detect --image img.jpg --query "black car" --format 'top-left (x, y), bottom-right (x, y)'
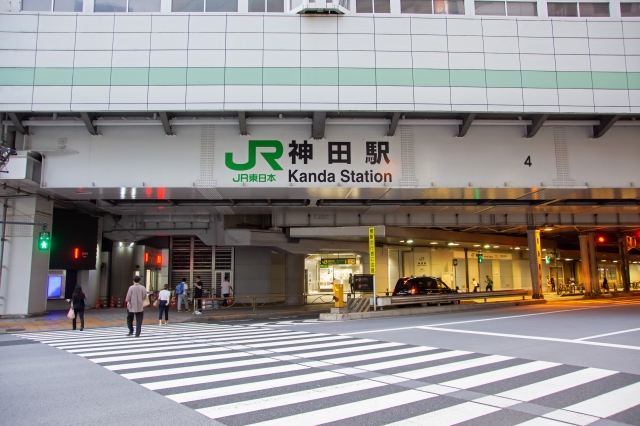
top-left (392, 276), bottom-right (458, 296)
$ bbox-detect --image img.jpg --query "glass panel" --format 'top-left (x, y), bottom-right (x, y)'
top-left (401, 0), bottom-right (433, 13)
top-left (621, 2), bottom-right (640, 16)
top-left (206, 0), bottom-right (238, 10)
top-left (248, 0), bottom-right (265, 11)
top-left (267, 0), bottom-right (284, 11)
top-left (290, 0), bottom-right (302, 7)
top-left (22, 0), bottom-right (52, 11)
top-left (374, 0), bottom-right (390, 12)
top-left (547, 2), bottom-right (578, 16)
top-left (172, 0), bottom-right (205, 11)
top-left (54, 0), bottom-right (83, 11)
top-left (579, 2), bottom-right (610, 16)
top-left (356, 0), bottom-right (373, 11)
top-left (434, 0), bottom-right (464, 14)
top-left (507, 1), bottom-right (537, 15)
top-left (475, 1), bottom-right (506, 15)
top-left (47, 276), bottom-right (63, 298)
top-left (129, 0), bottom-right (161, 11)
top-left (95, 0), bottom-right (126, 11)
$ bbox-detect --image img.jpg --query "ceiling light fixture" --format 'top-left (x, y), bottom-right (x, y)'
top-left (483, 244), bottom-right (490, 248)
top-left (406, 239), bottom-right (414, 244)
top-left (399, 240), bottom-right (405, 243)
top-left (473, 244), bottom-right (481, 247)
top-left (542, 224), bottom-right (554, 231)
top-left (430, 242), bottom-right (438, 245)
top-left (447, 242), bottom-right (459, 246)
top-left (493, 246), bottom-right (499, 248)
top-left (515, 247), bottom-right (521, 250)
top-left (565, 258), bottom-right (573, 261)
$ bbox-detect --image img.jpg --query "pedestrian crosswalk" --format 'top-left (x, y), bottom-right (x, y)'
top-left (15, 323), bottom-right (640, 426)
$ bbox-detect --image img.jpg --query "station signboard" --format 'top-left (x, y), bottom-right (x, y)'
top-left (453, 251), bottom-right (513, 260)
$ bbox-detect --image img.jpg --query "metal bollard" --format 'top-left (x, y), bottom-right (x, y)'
top-left (333, 284), bottom-right (344, 308)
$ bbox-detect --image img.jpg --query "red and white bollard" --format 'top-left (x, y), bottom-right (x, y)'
top-left (95, 297), bottom-right (101, 310)
top-left (117, 297), bottom-right (122, 308)
top-left (110, 296), bottom-right (115, 308)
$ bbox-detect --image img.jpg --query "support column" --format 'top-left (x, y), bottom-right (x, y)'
top-left (579, 234), bottom-right (593, 296)
top-left (588, 232), bottom-right (600, 295)
top-left (0, 196), bottom-right (53, 317)
top-left (618, 234), bottom-right (631, 292)
top-left (527, 227), bottom-right (544, 299)
top-left (285, 254), bottom-right (304, 305)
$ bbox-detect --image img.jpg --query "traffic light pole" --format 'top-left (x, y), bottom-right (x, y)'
top-left (618, 234), bottom-right (631, 292)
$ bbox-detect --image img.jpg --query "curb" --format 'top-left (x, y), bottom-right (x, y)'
top-left (319, 299), bottom-right (546, 321)
top-left (199, 309), bottom-right (327, 322)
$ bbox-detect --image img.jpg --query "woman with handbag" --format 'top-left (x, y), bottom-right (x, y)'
top-left (158, 284), bottom-right (171, 326)
top-left (70, 285), bottom-right (87, 331)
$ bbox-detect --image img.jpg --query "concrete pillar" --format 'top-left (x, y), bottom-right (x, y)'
top-left (527, 227), bottom-right (544, 299)
top-left (579, 234), bottom-right (593, 296)
top-left (0, 196), bottom-right (53, 317)
top-left (285, 254), bottom-right (304, 305)
top-left (618, 234), bottom-right (631, 292)
top-left (588, 232), bottom-right (600, 295)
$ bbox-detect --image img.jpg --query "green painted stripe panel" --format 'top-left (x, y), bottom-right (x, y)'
top-left (450, 69), bottom-right (486, 87)
top-left (557, 71), bottom-right (592, 89)
top-left (73, 68), bottom-right (111, 86)
top-left (628, 72), bottom-right (640, 90)
top-left (0, 67), bottom-right (35, 86)
top-left (339, 68), bottom-right (376, 86)
top-left (301, 68), bottom-right (339, 86)
top-left (225, 67), bottom-right (262, 85)
top-left (521, 71), bottom-right (557, 89)
top-left (111, 68), bottom-right (149, 86)
top-left (34, 68), bottom-right (73, 86)
top-left (149, 68), bottom-right (187, 86)
top-left (486, 70), bottom-right (522, 88)
top-left (592, 72), bottom-right (628, 90)
top-left (187, 68), bottom-right (225, 85)
top-left (413, 69), bottom-right (449, 87)
top-left (263, 68), bottom-right (301, 85)
top-left (376, 69), bottom-right (413, 86)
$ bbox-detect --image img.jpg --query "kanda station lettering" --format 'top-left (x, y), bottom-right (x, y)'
top-left (218, 134), bottom-right (399, 187)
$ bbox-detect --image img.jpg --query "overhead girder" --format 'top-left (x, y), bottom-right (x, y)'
top-left (80, 112), bottom-right (98, 136)
top-left (159, 111), bottom-right (174, 136)
top-left (526, 114), bottom-right (548, 138)
top-left (457, 113), bottom-right (475, 137)
top-left (312, 112), bottom-right (326, 139)
top-left (593, 115), bottom-right (621, 139)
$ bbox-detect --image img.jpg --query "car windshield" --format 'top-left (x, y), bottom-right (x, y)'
top-left (437, 279), bottom-right (450, 290)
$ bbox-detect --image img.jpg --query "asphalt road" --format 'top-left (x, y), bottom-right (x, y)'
top-left (1, 297), bottom-right (639, 426)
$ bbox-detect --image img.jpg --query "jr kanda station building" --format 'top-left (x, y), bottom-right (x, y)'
top-left (3, 0), bottom-right (640, 317)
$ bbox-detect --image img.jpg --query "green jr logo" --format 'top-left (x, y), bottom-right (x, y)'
top-left (225, 140), bottom-right (283, 171)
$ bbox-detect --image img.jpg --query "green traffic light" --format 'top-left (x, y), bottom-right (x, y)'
top-left (478, 254), bottom-right (483, 263)
top-left (38, 231), bottom-right (50, 251)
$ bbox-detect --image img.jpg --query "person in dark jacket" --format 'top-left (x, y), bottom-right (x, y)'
top-left (70, 285), bottom-right (86, 331)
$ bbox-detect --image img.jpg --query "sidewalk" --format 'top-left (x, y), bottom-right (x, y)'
top-left (0, 303), bottom-right (333, 333)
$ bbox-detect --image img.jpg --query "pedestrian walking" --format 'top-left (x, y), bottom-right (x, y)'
top-left (69, 285), bottom-right (87, 331)
top-left (125, 276), bottom-right (147, 337)
top-left (194, 276), bottom-right (203, 314)
top-left (221, 275), bottom-right (232, 307)
top-left (348, 273), bottom-right (354, 295)
top-left (472, 278), bottom-right (479, 292)
top-left (485, 275), bottom-right (494, 291)
top-left (158, 284), bottom-right (171, 325)
top-left (176, 278), bottom-right (189, 312)
top-left (550, 276), bottom-right (556, 292)
top-left (603, 276), bottom-right (610, 293)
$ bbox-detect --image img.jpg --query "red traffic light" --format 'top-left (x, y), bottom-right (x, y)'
top-left (144, 252), bottom-right (149, 262)
top-left (155, 255), bottom-right (162, 265)
top-left (74, 248), bottom-right (79, 259)
top-left (597, 236), bottom-right (606, 243)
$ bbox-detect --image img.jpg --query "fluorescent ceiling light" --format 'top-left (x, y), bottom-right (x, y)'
top-left (493, 246), bottom-right (499, 248)
top-left (399, 240), bottom-right (405, 243)
top-left (515, 247), bottom-right (521, 250)
top-left (430, 242), bottom-right (438, 245)
top-left (473, 244), bottom-right (481, 247)
top-left (406, 239), bottom-right (414, 243)
top-left (483, 244), bottom-right (490, 248)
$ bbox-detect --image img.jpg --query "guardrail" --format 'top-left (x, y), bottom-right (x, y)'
top-left (375, 289), bottom-right (531, 307)
top-left (195, 294), bottom-right (307, 315)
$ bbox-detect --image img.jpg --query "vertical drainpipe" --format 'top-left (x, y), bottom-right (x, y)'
top-left (0, 200), bottom-right (9, 294)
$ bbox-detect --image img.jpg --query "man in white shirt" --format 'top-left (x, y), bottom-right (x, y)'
top-left (221, 277), bottom-right (232, 307)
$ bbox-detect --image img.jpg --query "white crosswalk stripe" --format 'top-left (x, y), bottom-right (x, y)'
top-left (15, 323), bottom-right (640, 426)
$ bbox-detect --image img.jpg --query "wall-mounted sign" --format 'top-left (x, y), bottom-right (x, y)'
top-left (320, 258), bottom-right (356, 265)
top-left (217, 135), bottom-right (400, 188)
top-left (369, 227), bottom-right (376, 275)
top-left (453, 251), bottom-right (513, 260)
